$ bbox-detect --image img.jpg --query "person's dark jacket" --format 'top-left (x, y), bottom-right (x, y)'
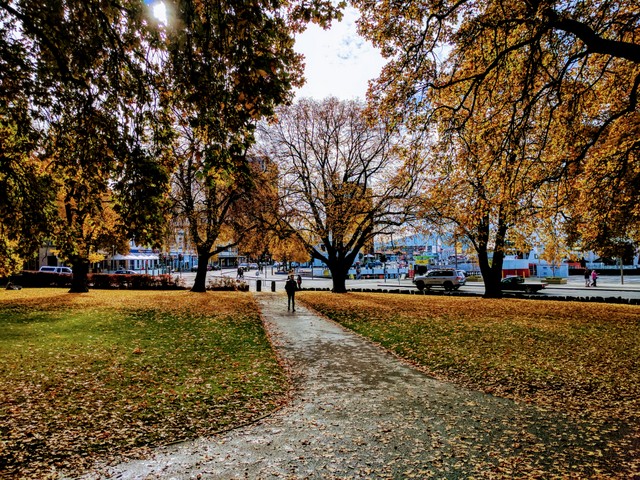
top-left (285, 277), bottom-right (297, 294)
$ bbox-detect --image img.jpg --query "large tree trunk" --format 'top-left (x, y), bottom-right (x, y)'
top-left (477, 219), bottom-right (508, 298)
top-left (69, 257), bottom-right (90, 293)
top-left (191, 251), bottom-right (211, 292)
top-left (478, 248), bottom-right (504, 298)
top-left (329, 263), bottom-right (350, 293)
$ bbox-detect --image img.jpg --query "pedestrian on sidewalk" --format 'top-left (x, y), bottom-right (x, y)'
top-left (584, 269), bottom-right (591, 287)
top-left (591, 269), bottom-right (598, 287)
top-left (285, 274), bottom-right (297, 312)
top-left (296, 274), bottom-right (302, 290)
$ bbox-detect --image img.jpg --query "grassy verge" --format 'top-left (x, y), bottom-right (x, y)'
top-left (0, 289), bottom-right (289, 479)
top-left (298, 292), bottom-right (640, 423)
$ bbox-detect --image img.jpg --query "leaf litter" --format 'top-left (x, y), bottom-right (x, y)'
top-left (0, 289), bottom-right (290, 479)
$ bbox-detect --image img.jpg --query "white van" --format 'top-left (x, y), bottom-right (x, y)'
top-left (39, 266), bottom-right (73, 274)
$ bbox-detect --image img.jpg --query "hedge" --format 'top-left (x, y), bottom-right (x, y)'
top-left (8, 272), bottom-right (184, 290)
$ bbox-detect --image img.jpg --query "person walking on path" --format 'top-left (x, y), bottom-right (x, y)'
top-left (285, 274), bottom-right (297, 311)
top-left (591, 269), bottom-right (598, 287)
top-left (296, 274), bottom-right (302, 290)
top-left (584, 269), bottom-right (591, 287)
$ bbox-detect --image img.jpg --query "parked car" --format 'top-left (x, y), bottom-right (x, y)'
top-left (500, 276), bottom-right (547, 293)
top-left (192, 264), bottom-right (221, 271)
top-left (413, 269), bottom-right (466, 292)
top-left (39, 266), bottom-right (72, 274)
top-left (114, 269), bottom-right (137, 275)
top-left (249, 263), bottom-right (259, 269)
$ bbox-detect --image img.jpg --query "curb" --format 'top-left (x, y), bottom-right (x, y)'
top-left (297, 286), bottom-right (640, 306)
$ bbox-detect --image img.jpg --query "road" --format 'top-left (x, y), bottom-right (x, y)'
top-left (461, 281), bottom-right (640, 300)
top-left (175, 269), bottom-right (640, 301)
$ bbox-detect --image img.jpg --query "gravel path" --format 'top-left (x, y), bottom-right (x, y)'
top-left (84, 293), bottom-right (634, 479)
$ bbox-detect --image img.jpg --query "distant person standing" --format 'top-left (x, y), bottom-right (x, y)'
top-left (297, 274), bottom-right (302, 289)
top-left (591, 269), bottom-right (598, 287)
top-left (584, 269), bottom-right (591, 287)
top-left (285, 274), bottom-right (297, 312)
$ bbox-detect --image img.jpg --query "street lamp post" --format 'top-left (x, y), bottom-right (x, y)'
top-left (454, 236), bottom-right (458, 270)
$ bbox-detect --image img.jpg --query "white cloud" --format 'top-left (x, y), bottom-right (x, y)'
top-left (293, 7), bottom-right (386, 101)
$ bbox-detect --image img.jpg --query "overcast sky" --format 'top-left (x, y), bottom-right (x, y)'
top-left (293, 7), bottom-right (386, 101)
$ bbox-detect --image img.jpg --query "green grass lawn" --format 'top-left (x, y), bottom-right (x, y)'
top-left (299, 291), bottom-right (640, 474)
top-left (0, 289), bottom-right (289, 479)
top-left (3, 289), bottom-right (640, 478)
top-left (298, 292), bottom-right (640, 424)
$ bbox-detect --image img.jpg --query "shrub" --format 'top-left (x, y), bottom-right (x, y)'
top-left (13, 272), bottom-right (185, 290)
top-left (207, 276), bottom-right (249, 291)
top-left (11, 271), bottom-right (72, 288)
top-left (87, 273), bottom-right (185, 290)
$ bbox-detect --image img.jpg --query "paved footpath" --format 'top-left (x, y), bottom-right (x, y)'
top-left (85, 293), bottom-right (635, 479)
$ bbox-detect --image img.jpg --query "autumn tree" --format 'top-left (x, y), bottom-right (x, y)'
top-left (162, 0), bottom-right (342, 292)
top-left (565, 131), bottom-right (640, 261)
top-left (417, 55), bottom-right (565, 296)
top-left (0, 124), bottom-right (53, 277)
top-left (46, 93), bottom-right (175, 292)
top-left (242, 231), bottom-right (311, 272)
top-left (1, 2), bottom-right (56, 276)
top-left (533, 214), bottom-right (572, 278)
top-left (257, 97), bottom-right (421, 293)
top-left (169, 121), bottom-right (270, 292)
top-left (353, 0), bottom-right (640, 296)
top-left (233, 161), bottom-right (306, 268)
top-left (0, 1), bottom-right (174, 291)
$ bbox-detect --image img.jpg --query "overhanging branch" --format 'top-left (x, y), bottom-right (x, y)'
top-left (545, 9), bottom-right (640, 63)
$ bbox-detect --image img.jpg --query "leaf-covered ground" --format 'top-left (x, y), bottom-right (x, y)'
top-left (0, 289), bottom-right (290, 479)
top-left (298, 292), bottom-right (640, 425)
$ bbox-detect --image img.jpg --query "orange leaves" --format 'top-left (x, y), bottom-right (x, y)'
top-left (298, 291), bottom-right (640, 422)
top-left (0, 289), bottom-right (288, 478)
top-left (355, 0), bottom-right (640, 266)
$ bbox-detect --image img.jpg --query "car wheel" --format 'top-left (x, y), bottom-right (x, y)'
top-left (443, 281), bottom-right (453, 291)
top-left (416, 281), bottom-right (425, 292)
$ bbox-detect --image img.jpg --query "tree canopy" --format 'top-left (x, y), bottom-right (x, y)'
top-left (0, 0), bottom-right (343, 288)
top-left (0, 0), bottom-right (173, 288)
top-left (162, 0), bottom-right (343, 292)
top-left (353, 0), bottom-right (640, 295)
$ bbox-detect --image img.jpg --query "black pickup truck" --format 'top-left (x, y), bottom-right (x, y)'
top-left (500, 276), bottom-right (548, 293)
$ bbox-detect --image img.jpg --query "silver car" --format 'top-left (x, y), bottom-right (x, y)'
top-left (413, 269), bottom-right (466, 292)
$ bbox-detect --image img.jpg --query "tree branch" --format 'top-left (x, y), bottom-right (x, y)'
top-left (545, 9), bottom-right (640, 63)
